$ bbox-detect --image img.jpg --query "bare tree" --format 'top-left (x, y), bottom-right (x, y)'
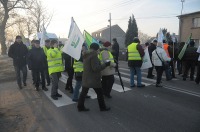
top-left (0, 0), bottom-right (33, 55)
top-left (138, 30), bottom-right (152, 44)
top-left (28, 0), bottom-right (53, 33)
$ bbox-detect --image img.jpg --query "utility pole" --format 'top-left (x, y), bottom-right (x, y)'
top-left (108, 13), bottom-right (111, 42)
top-left (179, 0), bottom-right (185, 42)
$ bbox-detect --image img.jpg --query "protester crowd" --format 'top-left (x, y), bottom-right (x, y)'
top-left (8, 35), bottom-right (200, 112)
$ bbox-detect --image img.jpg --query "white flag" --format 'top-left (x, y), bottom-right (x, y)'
top-left (141, 48), bottom-right (152, 69)
top-left (40, 26), bottom-right (48, 47)
top-left (62, 18), bottom-right (84, 60)
top-left (157, 28), bottom-right (164, 43)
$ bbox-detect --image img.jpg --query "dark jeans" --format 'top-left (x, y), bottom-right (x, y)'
top-left (147, 66), bottom-right (154, 77)
top-left (169, 61), bottom-right (175, 78)
top-left (44, 68), bottom-right (50, 84)
top-left (177, 60), bottom-right (182, 74)
top-left (78, 87), bottom-right (106, 109)
top-left (183, 60), bottom-right (196, 79)
top-left (65, 68), bottom-right (74, 89)
top-left (33, 69), bottom-right (45, 88)
top-left (165, 62), bottom-right (172, 80)
top-left (14, 65), bottom-right (27, 86)
top-left (51, 72), bottom-right (60, 96)
top-left (102, 75), bottom-right (114, 96)
top-left (155, 66), bottom-right (164, 84)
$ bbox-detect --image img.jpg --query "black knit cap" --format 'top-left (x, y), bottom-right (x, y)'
top-left (15, 35), bottom-right (22, 39)
top-left (90, 43), bottom-right (99, 51)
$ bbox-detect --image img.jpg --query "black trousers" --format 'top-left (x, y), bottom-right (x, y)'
top-left (169, 61), bottom-right (176, 78)
top-left (44, 68), bottom-right (50, 84)
top-left (183, 60), bottom-right (196, 79)
top-left (65, 68), bottom-right (74, 89)
top-left (147, 66), bottom-right (154, 77)
top-left (33, 69), bottom-right (45, 88)
top-left (78, 87), bottom-right (106, 109)
top-left (14, 65), bottom-right (27, 86)
top-left (155, 66), bottom-right (164, 84)
top-left (102, 75), bottom-right (114, 96)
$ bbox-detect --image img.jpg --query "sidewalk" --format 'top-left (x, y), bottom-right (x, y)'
top-left (0, 55), bottom-right (35, 132)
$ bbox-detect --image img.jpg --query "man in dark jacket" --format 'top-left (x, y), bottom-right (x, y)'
top-left (77, 43), bottom-right (111, 112)
top-left (182, 41), bottom-right (198, 81)
top-left (112, 38), bottom-right (119, 63)
top-left (8, 35), bottom-right (28, 89)
top-left (147, 40), bottom-right (157, 78)
top-left (127, 37), bottom-right (145, 87)
top-left (27, 40), bottom-right (48, 91)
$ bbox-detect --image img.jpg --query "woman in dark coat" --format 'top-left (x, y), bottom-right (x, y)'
top-left (77, 43), bottom-right (110, 112)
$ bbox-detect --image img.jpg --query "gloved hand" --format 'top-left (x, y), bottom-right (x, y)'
top-left (105, 61), bottom-right (111, 66)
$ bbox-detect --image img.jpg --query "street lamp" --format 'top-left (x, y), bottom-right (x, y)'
top-left (179, 0), bottom-right (185, 42)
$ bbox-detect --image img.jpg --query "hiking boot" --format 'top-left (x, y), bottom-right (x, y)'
top-left (56, 93), bottom-right (62, 97)
top-left (51, 95), bottom-right (58, 100)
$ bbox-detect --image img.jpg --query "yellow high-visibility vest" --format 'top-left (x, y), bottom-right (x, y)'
top-left (127, 43), bottom-right (141, 60)
top-left (47, 48), bottom-right (64, 75)
top-left (98, 50), bottom-right (114, 63)
top-left (73, 60), bottom-right (83, 73)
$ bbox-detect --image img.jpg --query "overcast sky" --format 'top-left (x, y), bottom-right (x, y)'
top-left (42, 0), bottom-right (200, 38)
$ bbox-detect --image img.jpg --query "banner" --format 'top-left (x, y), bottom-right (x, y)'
top-left (40, 26), bottom-right (48, 47)
top-left (157, 28), bottom-right (164, 44)
top-left (141, 48), bottom-right (152, 69)
top-left (84, 30), bottom-right (99, 48)
top-left (178, 33), bottom-right (192, 60)
top-left (62, 18), bottom-right (84, 60)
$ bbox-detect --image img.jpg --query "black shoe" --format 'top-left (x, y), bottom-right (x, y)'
top-left (100, 107), bottom-right (110, 111)
top-left (78, 107), bottom-right (90, 112)
top-left (51, 95), bottom-right (58, 100)
top-left (85, 95), bottom-right (91, 98)
top-left (166, 78), bottom-right (172, 81)
top-left (23, 83), bottom-right (26, 86)
top-left (56, 93), bottom-right (62, 97)
top-left (147, 75), bottom-right (154, 79)
top-left (42, 87), bottom-right (48, 91)
top-left (195, 79), bottom-right (199, 84)
top-left (183, 78), bottom-right (186, 81)
top-left (46, 83), bottom-right (50, 86)
top-left (137, 84), bottom-right (145, 88)
top-left (156, 84), bottom-right (163, 87)
top-left (65, 87), bottom-right (70, 90)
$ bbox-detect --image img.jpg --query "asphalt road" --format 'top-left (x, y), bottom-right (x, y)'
top-left (14, 61), bottom-right (200, 132)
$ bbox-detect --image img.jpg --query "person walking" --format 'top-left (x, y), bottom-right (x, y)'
top-left (182, 41), bottom-right (198, 81)
top-left (152, 42), bottom-right (172, 87)
top-left (47, 40), bottom-right (64, 100)
top-left (147, 40), bottom-right (157, 79)
top-left (27, 40), bottom-right (48, 91)
top-left (8, 35), bottom-right (28, 89)
top-left (112, 38), bottom-right (120, 63)
top-left (99, 41), bottom-right (116, 98)
top-left (77, 43), bottom-right (111, 112)
top-left (127, 37), bottom-right (145, 88)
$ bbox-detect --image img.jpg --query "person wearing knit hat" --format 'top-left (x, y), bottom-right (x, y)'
top-left (77, 42), bottom-right (111, 112)
top-left (99, 41), bottom-right (116, 98)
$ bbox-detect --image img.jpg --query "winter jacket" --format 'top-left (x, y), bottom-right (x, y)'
top-left (152, 46), bottom-right (171, 66)
top-left (148, 43), bottom-right (156, 58)
top-left (82, 50), bottom-right (107, 88)
top-left (99, 48), bottom-right (116, 76)
top-left (8, 42), bottom-right (28, 67)
top-left (27, 47), bottom-right (47, 70)
top-left (182, 46), bottom-right (198, 61)
top-left (168, 45), bottom-right (178, 60)
top-left (127, 44), bottom-right (145, 67)
top-left (111, 41), bottom-right (119, 58)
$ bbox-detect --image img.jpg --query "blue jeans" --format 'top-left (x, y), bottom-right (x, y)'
top-left (130, 67), bottom-right (142, 86)
top-left (73, 80), bottom-right (82, 100)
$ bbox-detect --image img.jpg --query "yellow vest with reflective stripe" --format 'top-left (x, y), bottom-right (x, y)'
top-left (98, 50), bottom-right (114, 64)
top-left (73, 60), bottom-right (83, 72)
top-left (128, 43), bottom-right (141, 60)
top-left (47, 48), bottom-right (64, 75)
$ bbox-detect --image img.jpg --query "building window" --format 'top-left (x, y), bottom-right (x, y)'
top-left (99, 33), bottom-right (102, 37)
top-left (193, 39), bottom-right (200, 47)
top-left (192, 17), bottom-right (200, 28)
top-left (96, 34), bottom-right (98, 37)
